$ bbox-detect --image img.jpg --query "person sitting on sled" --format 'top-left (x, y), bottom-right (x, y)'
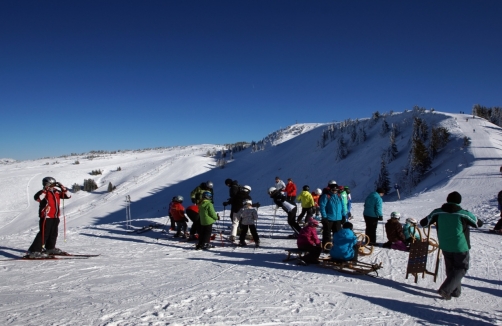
top-left (403, 217), bottom-right (421, 245)
top-left (382, 212), bottom-right (406, 250)
top-left (297, 218), bottom-right (322, 264)
top-left (330, 222), bottom-right (360, 262)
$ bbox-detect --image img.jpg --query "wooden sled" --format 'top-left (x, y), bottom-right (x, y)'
top-left (323, 232), bottom-right (374, 256)
top-left (320, 256), bottom-right (383, 277)
top-left (405, 224), bottom-right (441, 283)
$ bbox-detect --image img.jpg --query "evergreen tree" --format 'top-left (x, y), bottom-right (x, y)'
top-left (336, 136), bottom-right (348, 161)
top-left (409, 136), bottom-right (432, 185)
top-left (386, 131), bottom-right (398, 163)
top-left (357, 127), bottom-right (367, 144)
top-left (108, 182), bottom-right (113, 192)
top-left (380, 119), bottom-right (390, 136)
top-left (375, 159), bottom-right (391, 194)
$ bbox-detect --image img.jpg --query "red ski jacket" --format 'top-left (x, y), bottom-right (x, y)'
top-left (34, 188), bottom-right (71, 218)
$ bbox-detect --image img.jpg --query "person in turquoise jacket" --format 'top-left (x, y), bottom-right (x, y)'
top-left (420, 191), bottom-right (483, 300)
top-left (319, 180), bottom-right (347, 251)
top-left (197, 191), bottom-right (219, 250)
top-left (363, 187), bottom-right (385, 244)
top-left (338, 186), bottom-right (348, 223)
top-left (330, 222), bottom-right (359, 261)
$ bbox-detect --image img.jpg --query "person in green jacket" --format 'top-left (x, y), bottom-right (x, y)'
top-left (420, 191), bottom-right (483, 300)
top-left (338, 186), bottom-right (348, 223)
top-left (363, 187), bottom-right (385, 244)
top-left (197, 191), bottom-right (219, 250)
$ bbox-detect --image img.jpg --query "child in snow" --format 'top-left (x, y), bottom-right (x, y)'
top-left (27, 177), bottom-right (71, 258)
top-left (296, 185), bottom-right (315, 224)
top-left (186, 203), bottom-right (200, 240)
top-left (197, 191), bottom-right (219, 250)
top-left (382, 212), bottom-right (406, 250)
top-left (311, 188), bottom-right (322, 218)
top-left (330, 222), bottom-right (359, 261)
top-left (169, 196), bottom-right (189, 238)
top-left (235, 199), bottom-right (260, 247)
top-left (403, 217), bottom-right (421, 245)
top-left (297, 218), bottom-right (322, 264)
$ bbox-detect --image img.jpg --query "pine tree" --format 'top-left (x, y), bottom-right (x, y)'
top-left (386, 131), bottom-right (398, 163)
top-left (108, 182), bottom-right (113, 192)
top-left (409, 136), bottom-right (431, 185)
top-left (375, 159), bottom-right (391, 194)
top-left (336, 136), bottom-right (348, 161)
top-left (357, 127), bottom-right (367, 144)
top-left (380, 119), bottom-right (390, 136)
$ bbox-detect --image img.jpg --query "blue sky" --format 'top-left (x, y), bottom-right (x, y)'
top-left (1, 1), bottom-right (501, 161)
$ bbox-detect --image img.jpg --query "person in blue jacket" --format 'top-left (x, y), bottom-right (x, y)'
top-left (363, 187), bottom-right (385, 245)
top-left (319, 180), bottom-right (347, 251)
top-left (330, 222), bottom-right (359, 261)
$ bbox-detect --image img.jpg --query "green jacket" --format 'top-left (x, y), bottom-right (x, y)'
top-left (340, 190), bottom-right (348, 215)
top-left (190, 185), bottom-right (213, 204)
top-left (296, 191), bottom-right (315, 208)
top-left (420, 203), bottom-right (482, 253)
top-left (199, 199), bottom-right (218, 226)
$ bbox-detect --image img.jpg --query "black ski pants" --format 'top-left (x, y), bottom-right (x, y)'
top-left (321, 219), bottom-right (342, 250)
top-left (364, 215), bottom-right (379, 244)
top-left (198, 224), bottom-right (213, 247)
top-left (297, 207), bottom-right (314, 223)
top-left (29, 217), bottom-right (60, 252)
top-left (440, 251), bottom-right (469, 298)
top-left (287, 207), bottom-right (301, 234)
top-left (186, 209), bottom-right (200, 237)
top-left (239, 224), bottom-right (260, 244)
top-left (298, 244), bottom-right (322, 264)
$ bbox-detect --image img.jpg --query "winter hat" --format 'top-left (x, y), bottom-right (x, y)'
top-left (376, 187), bottom-right (385, 194)
top-left (225, 178), bottom-right (232, 186)
top-left (343, 222), bottom-right (353, 230)
top-left (447, 191), bottom-right (462, 204)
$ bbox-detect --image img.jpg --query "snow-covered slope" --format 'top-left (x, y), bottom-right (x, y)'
top-left (1, 111), bottom-right (501, 325)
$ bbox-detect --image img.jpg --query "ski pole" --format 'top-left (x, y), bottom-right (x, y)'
top-left (63, 198), bottom-right (67, 242)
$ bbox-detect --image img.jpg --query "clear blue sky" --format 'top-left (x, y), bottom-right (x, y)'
top-left (1, 1), bottom-right (501, 161)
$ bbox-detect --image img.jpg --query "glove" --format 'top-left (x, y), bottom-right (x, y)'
top-left (57, 182), bottom-right (67, 191)
top-left (378, 216), bottom-right (383, 221)
top-left (223, 201), bottom-right (228, 207)
top-left (253, 202), bottom-right (261, 208)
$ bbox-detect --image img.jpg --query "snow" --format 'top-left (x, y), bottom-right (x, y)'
top-left (1, 111), bottom-right (502, 325)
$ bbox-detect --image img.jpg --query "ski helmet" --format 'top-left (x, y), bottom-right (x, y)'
top-left (303, 185), bottom-right (310, 191)
top-left (202, 191), bottom-right (212, 200)
top-left (243, 199), bottom-right (252, 206)
top-left (42, 177), bottom-right (56, 187)
top-left (268, 187), bottom-right (276, 194)
top-left (406, 217), bottom-right (417, 225)
top-left (175, 195), bottom-right (184, 202)
top-left (390, 212), bottom-right (401, 220)
top-left (205, 181), bottom-right (213, 189)
top-left (315, 188), bottom-right (322, 195)
top-left (328, 180), bottom-right (337, 189)
top-left (242, 185), bottom-right (251, 192)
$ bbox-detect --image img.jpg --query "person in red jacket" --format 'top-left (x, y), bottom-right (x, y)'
top-left (26, 177), bottom-right (71, 258)
top-left (186, 203), bottom-right (200, 240)
top-left (285, 178), bottom-right (297, 205)
top-left (169, 196), bottom-right (189, 238)
top-left (296, 218), bottom-right (322, 265)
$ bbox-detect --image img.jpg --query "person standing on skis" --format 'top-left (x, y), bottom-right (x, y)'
top-left (26, 177), bottom-right (71, 258)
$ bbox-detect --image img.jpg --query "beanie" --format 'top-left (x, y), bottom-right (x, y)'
top-left (343, 222), bottom-right (353, 230)
top-left (447, 191), bottom-right (462, 204)
top-left (376, 187), bottom-right (385, 194)
top-left (225, 178), bottom-right (232, 186)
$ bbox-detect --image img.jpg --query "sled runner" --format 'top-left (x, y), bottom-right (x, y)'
top-left (319, 257), bottom-right (383, 276)
top-left (283, 248), bottom-right (308, 262)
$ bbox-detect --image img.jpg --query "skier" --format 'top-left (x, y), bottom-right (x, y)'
top-left (284, 178), bottom-right (297, 205)
top-left (296, 185), bottom-right (315, 224)
top-left (228, 185), bottom-right (253, 241)
top-left (420, 191), bottom-right (483, 300)
top-left (491, 190), bottom-right (502, 233)
top-left (330, 222), bottom-right (360, 262)
top-left (26, 177), bottom-right (71, 258)
top-left (186, 203), bottom-right (200, 240)
top-left (274, 176), bottom-right (286, 193)
top-left (235, 199), bottom-right (260, 247)
top-left (268, 186), bottom-right (301, 237)
top-left (382, 212), bottom-right (406, 250)
top-left (297, 218), bottom-right (322, 265)
top-left (190, 181), bottom-right (214, 204)
top-left (319, 180), bottom-right (346, 251)
top-left (363, 187), bottom-right (385, 245)
top-left (196, 191), bottom-right (220, 250)
top-left (169, 196), bottom-right (189, 238)
top-left (403, 217), bottom-right (421, 245)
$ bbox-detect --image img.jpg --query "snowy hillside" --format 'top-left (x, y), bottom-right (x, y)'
top-left (1, 111), bottom-right (502, 325)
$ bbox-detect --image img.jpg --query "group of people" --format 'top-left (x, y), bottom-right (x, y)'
top-left (26, 176), bottom-right (485, 301)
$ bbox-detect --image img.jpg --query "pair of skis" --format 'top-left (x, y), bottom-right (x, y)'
top-left (0, 253), bottom-right (100, 261)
